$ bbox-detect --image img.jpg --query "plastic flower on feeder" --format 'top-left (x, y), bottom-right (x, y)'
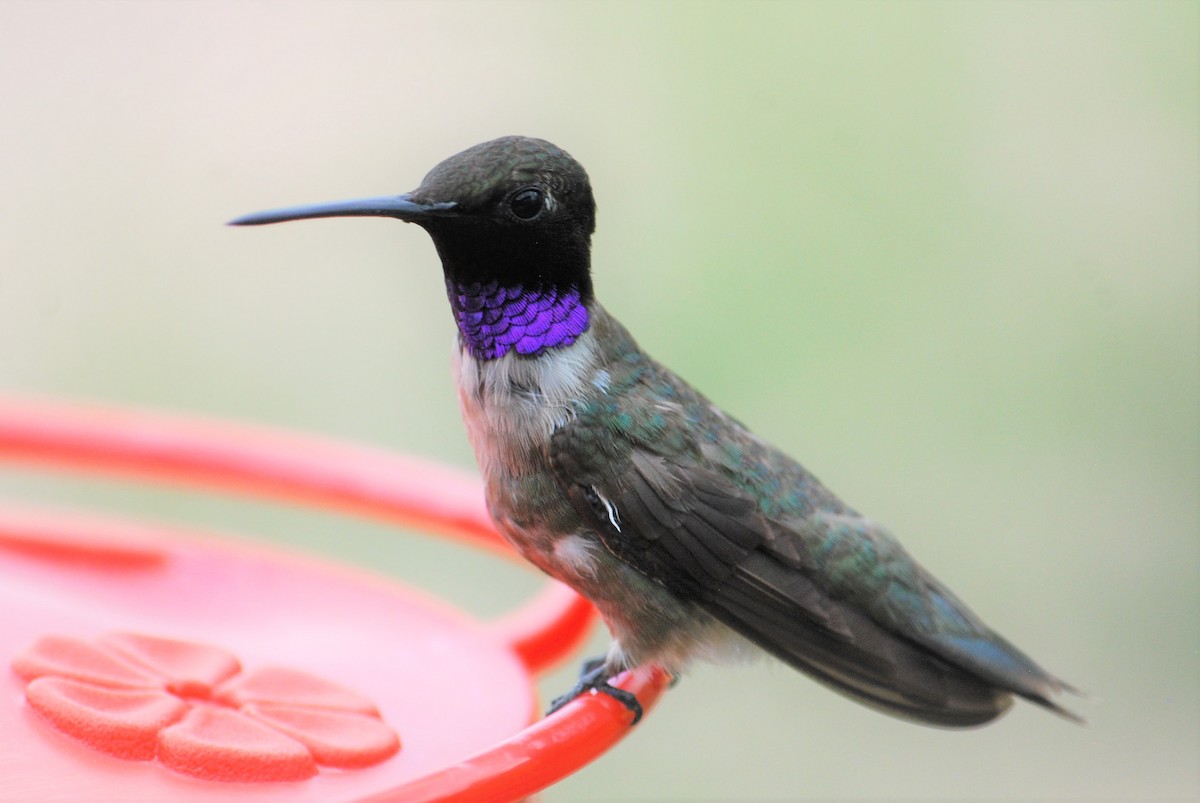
top-left (13, 631), bottom-right (400, 782)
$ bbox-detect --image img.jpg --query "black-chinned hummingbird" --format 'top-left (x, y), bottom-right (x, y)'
top-left (231, 136), bottom-right (1080, 727)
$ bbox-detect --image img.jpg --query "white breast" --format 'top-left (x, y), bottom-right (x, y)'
top-left (451, 330), bottom-right (599, 481)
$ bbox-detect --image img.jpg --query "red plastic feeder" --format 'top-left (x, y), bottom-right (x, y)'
top-left (0, 395), bottom-right (669, 801)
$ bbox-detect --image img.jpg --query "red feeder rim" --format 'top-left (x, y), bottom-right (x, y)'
top-left (0, 394), bottom-right (669, 801)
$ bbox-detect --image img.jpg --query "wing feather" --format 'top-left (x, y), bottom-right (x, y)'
top-left (549, 355), bottom-right (1076, 725)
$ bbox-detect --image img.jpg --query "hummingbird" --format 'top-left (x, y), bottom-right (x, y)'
top-left (231, 136), bottom-right (1080, 727)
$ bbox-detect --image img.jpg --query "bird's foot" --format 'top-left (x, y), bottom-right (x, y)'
top-left (546, 656), bottom-right (643, 725)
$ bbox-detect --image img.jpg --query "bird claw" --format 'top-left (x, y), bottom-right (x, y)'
top-left (546, 657), bottom-right (644, 725)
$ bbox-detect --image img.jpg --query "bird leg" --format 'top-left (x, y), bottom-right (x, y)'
top-left (547, 656), bottom-right (644, 725)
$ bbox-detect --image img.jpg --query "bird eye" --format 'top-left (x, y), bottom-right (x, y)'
top-left (509, 188), bottom-right (545, 220)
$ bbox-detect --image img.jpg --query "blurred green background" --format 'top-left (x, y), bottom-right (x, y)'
top-left (1, 1), bottom-right (1196, 799)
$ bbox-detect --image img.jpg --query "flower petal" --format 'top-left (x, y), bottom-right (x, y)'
top-left (215, 666), bottom-right (379, 716)
top-left (243, 702), bottom-right (400, 769)
top-left (12, 635), bottom-right (161, 689)
top-left (25, 677), bottom-right (187, 760)
top-left (158, 705), bottom-right (316, 782)
top-left (100, 632), bottom-right (240, 699)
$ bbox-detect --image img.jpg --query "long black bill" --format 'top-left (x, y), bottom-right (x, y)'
top-left (228, 194), bottom-right (457, 227)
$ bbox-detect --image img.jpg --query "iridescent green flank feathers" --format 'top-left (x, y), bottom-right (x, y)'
top-left (232, 136), bottom-right (1082, 728)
